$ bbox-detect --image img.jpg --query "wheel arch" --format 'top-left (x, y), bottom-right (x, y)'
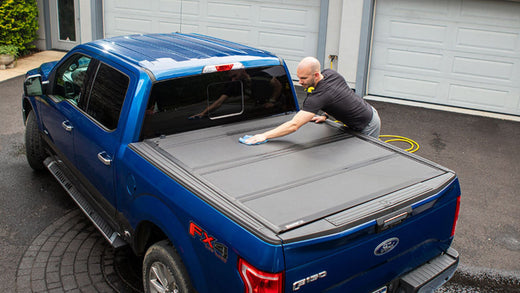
top-left (134, 220), bottom-right (168, 256)
top-left (22, 96), bottom-right (35, 124)
top-left (128, 197), bottom-right (211, 293)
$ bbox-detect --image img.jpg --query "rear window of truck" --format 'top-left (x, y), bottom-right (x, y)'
top-left (140, 65), bottom-right (297, 140)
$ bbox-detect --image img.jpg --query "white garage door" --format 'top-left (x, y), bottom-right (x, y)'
top-left (369, 0), bottom-right (520, 115)
top-left (103, 0), bottom-right (320, 77)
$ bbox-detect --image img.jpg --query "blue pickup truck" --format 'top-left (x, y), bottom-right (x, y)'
top-left (22, 33), bottom-right (461, 293)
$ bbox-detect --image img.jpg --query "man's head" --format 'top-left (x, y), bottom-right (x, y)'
top-left (296, 57), bottom-right (322, 89)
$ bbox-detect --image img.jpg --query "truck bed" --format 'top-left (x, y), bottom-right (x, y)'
top-left (130, 114), bottom-right (455, 243)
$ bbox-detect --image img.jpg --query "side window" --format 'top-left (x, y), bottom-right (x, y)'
top-left (84, 63), bottom-right (129, 130)
top-left (53, 54), bottom-right (92, 103)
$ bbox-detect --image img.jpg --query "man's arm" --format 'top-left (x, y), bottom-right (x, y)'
top-left (244, 110), bottom-right (316, 144)
top-left (190, 94), bottom-right (229, 118)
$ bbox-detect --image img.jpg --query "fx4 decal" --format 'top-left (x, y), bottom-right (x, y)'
top-left (189, 221), bottom-right (229, 262)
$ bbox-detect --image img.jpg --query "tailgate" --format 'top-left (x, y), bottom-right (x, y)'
top-left (281, 176), bottom-right (460, 292)
top-left (148, 114), bottom-right (450, 235)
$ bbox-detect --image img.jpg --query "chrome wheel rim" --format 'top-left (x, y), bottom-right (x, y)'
top-left (148, 262), bottom-right (179, 293)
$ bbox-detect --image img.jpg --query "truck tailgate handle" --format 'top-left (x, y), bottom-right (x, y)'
top-left (97, 151), bottom-right (112, 166)
top-left (376, 206), bottom-right (412, 232)
top-left (61, 120), bottom-right (73, 132)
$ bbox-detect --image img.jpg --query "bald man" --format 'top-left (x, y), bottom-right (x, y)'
top-left (244, 57), bottom-right (380, 145)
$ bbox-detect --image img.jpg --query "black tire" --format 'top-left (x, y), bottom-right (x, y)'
top-left (143, 240), bottom-right (194, 293)
top-left (25, 110), bottom-right (47, 171)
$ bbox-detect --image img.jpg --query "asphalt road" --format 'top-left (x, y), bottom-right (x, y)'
top-left (1, 75), bottom-right (519, 292)
top-left (0, 76), bottom-right (71, 291)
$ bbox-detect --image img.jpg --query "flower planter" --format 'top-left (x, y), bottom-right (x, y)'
top-left (0, 54), bottom-right (15, 69)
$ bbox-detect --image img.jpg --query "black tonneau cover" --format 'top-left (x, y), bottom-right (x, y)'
top-left (132, 114), bottom-right (453, 242)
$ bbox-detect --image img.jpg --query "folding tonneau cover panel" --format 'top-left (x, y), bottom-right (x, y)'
top-left (143, 114), bottom-right (447, 235)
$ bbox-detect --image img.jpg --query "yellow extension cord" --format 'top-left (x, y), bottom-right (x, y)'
top-left (332, 119), bottom-right (420, 153)
top-left (379, 135), bottom-right (420, 153)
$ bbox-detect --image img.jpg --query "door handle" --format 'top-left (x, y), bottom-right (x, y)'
top-left (97, 151), bottom-right (112, 166)
top-left (61, 120), bottom-right (73, 131)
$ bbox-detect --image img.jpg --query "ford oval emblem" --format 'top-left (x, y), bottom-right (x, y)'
top-left (374, 237), bottom-right (399, 256)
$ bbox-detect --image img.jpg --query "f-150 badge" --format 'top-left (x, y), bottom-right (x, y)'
top-left (293, 271), bottom-right (327, 291)
top-left (374, 237), bottom-right (399, 256)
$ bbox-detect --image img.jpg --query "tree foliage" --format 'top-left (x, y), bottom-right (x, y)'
top-left (0, 0), bottom-right (39, 54)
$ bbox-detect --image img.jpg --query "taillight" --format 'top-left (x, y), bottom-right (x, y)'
top-left (238, 258), bottom-right (284, 293)
top-left (451, 196), bottom-right (461, 237)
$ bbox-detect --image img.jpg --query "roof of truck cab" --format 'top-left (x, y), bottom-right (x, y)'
top-left (85, 33), bottom-right (283, 80)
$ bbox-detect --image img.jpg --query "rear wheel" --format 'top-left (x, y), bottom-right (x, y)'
top-left (25, 110), bottom-right (47, 171)
top-left (143, 240), bottom-right (194, 293)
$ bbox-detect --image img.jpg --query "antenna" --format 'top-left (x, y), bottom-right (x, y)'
top-left (179, 0), bottom-right (183, 33)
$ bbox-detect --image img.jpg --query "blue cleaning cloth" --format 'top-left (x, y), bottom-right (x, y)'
top-left (239, 135), bottom-right (268, 145)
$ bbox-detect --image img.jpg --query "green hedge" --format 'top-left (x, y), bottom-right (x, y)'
top-left (0, 0), bottom-right (39, 54)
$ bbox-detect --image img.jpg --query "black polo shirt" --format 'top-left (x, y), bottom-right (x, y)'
top-left (302, 69), bottom-right (373, 131)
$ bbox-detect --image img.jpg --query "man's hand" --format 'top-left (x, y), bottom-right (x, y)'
top-left (242, 110), bottom-right (315, 145)
top-left (244, 134), bottom-right (268, 145)
top-left (311, 115), bottom-right (327, 123)
top-left (189, 113), bottom-right (206, 119)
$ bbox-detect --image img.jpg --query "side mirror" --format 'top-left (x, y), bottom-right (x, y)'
top-left (24, 74), bottom-right (45, 96)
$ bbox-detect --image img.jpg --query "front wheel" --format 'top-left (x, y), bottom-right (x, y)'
top-left (25, 110), bottom-right (47, 171)
top-left (143, 240), bottom-right (194, 293)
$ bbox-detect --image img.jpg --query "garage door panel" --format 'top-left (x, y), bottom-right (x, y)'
top-left (159, 21), bottom-right (184, 33)
top-left (260, 32), bottom-right (309, 53)
top-left (448, 84), bottom-right (511, 110)
top-left (386, 48), bottom-right (443, 72)
top-left (452, 56), bottom-right (515, 82)
top-left (112, 0), bottom-right (152, 11)
top-left (158, 0), bottom-right (182, 14)
top-left (370, 0), bottom-right (520, 115)
top-left (461, 0), bottom-right (520, 23)
top-left (373, 16), bottom-right (448, 47)
top-left (207, 2), bottom-right (252, 21)
top-left (259, 7), bottom-right (311, 27)
top-left (181, 24), bottom-right (201, 34)
top-left (377, 0), bottom-right (451, 16)
top-left (182, 1), bottom-right (201, 16)
top-left (390, 21), bottom-right (447, 45)
top-left (206, 26), bottom-right (251, 42)
top-left (372, 45), bottom-right (518, 83)
top-left (369, 72), bottom-right (442, 102)
top-left (371, 44), bottom-right (445, 74)
top-left (114, 17), bottom-right (154, 35)
top-left (456, 27), bottom-right (519, 54)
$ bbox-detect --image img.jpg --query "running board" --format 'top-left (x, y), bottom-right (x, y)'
top-left (44, 157), bottom-right (126, 248)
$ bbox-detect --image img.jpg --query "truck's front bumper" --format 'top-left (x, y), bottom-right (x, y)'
top-left (396, 247), bottom-right (459, 293)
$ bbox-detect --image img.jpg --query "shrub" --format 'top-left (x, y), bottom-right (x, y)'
top-left (0, 0), bottom-right (39, 55)
top-left (0, 44), bottom-right (19, 56)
